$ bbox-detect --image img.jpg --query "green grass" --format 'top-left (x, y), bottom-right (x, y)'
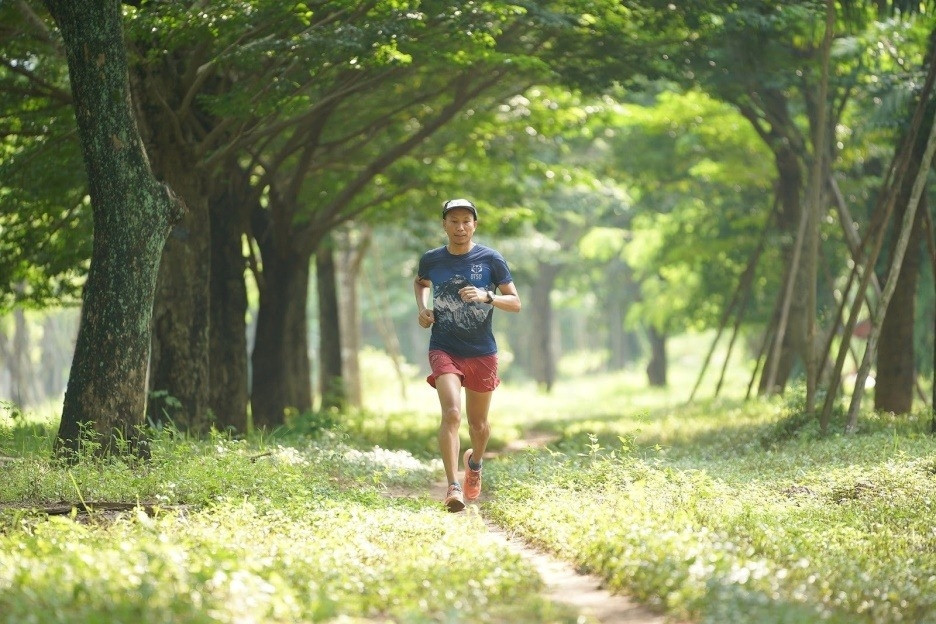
top-left (359, 344), bottom-right (936, 623)
top-left (0, 430), bottom-right (577, 623)
top-left (2, 338), bottom-right (935, 623)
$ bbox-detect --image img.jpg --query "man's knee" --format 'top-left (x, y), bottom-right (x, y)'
top-left (440, 405), bottom-right (461, 428)
top-left (467, 418), bottom-right (489, 434)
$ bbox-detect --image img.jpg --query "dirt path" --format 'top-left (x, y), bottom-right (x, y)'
top-left (388, 431), bottom-right (672, 623)
top-left (389, 477), bottom-right (675, 623)
top-left (425, 479), bottom-right (668, 624)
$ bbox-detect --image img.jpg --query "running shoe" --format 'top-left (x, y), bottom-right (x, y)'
top-left (444, 483), bottom-right (465, 512)
top-left (462, 449), bottom-right (482, 501)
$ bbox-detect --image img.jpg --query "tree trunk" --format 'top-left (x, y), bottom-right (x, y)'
top-left (758, 140), bottom-right (806, 395)
top-left (875, 194), bottom-right (925, 414)
top-left (207, 166), bottom-right (250, 432)
top-left (145, 155), bottom-right (210, 433)
top-left (11, 308), bottom-right (34, 407)
top-left (924, 211), bottom-right (936, 427)
top-left (251, 240), bottom-right (313, 429)
top-left (130, 43), bottom-right (213, 434)
top-left (40, 313), bottom-right (71, 401)
top-left (737, 90), bottom-right (808, 396)
top-left (528, 262), bottom-right (560, 391)
top-left (606, 259), bottom-right (636, 370)
top-left (803, 0), bottom-right (835, 412)
top-left (847, 96), bottom-right (936, 430)
top-left (147, 203), bottom-right (210, 431)
top-left (0, 324), bottom-right (9, 399)
top-left (646, 326), bottom-right (667, 387)
top-left (316, 239), bottom-right (345, 410)
top-left (337, 225), bottom-right (370, 408)
top-left (511, 295), bottom-right (533, 374)
top-left (45, 0), bottom-right (179, 457)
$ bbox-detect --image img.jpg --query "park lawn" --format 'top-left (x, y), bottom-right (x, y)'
top-left (0, 429), bottom-right (576, 624)
top-left (481, 389), bottom-right (936, 624)
top-left (363, 344), bottom-right (936, 623)
top-left (1, 339), bottom-right (934, 624)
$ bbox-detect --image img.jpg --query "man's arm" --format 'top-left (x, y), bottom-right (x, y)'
top-left (491, 282), bottom-right (521, 313)
top-left (414, 277), bottom-right (435, 327)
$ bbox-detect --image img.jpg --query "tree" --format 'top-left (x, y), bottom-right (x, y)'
top-left (237, 2), bottom-right (582, 425)
top-left (42, 0), bottom-right (181, 456)
top-left (4, 0), bottom-right (573, 430)
top-left (542, 0), bottom-right (934, 407)
top-left (120, 0), bottom-right (570, 429)
top-left (602, 88), bottom-right (774, 387)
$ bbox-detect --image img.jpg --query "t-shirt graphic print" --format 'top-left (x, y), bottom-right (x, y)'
top-left (417, 244), bottom-right (513, 357)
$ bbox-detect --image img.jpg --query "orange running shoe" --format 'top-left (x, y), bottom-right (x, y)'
top-left (444, 483), bottom-right (465, 512)
top-left (462, 449), bottom-right (482, 501)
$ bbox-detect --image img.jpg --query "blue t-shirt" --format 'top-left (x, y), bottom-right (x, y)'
top-left (417, 244), bottom-right (513, 357)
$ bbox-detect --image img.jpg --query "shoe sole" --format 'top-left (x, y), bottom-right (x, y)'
top-left (445, 497), bottom-right (465, 512)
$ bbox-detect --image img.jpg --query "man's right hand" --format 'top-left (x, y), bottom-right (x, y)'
top-left (418, 308), bottom-right (435, 328)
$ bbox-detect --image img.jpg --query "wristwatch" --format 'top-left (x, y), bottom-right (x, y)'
top-left (485, 290), bottom-right (495, 303)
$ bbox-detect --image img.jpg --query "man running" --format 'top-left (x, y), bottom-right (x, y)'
top-left (414, 198), bottom-right (522, 511)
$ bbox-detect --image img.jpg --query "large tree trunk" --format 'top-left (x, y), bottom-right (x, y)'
top-left (46, 0), bottom-right (179, 457)
top-left (316, 240), bottom-right (345, 410)
top-left (847, 90), bottom-right (936, 430)
top-left (131, 51), bottom-right (212, 433)
top-left (251, 242), bottom-right (313, 429)
top-left (926, 211), bottom-right (936, 425)
top-left (147, 166), bottom-right (211, 432)
top-left (126, 40), bottom-right (214, 433)
top-left (875, 194), bottom-right (925, 414)
top-left (207, 166), bottom-right (251, 432)
top-left (872, 100), bottom-right (935, 415)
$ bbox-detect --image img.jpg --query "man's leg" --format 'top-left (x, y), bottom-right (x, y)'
top-left (462, 388), bottom-right (492, 501)
top-left (435, 372), bottom-right (463, 486)
top-left (464, 388), bottom-right (493, 464)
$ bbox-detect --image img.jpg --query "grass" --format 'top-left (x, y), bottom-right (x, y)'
top-left (1, 337), bottom-right (935, 623)
top-left (484, 404), bottom-right (936, 623)
top-left (0, 430), bottom-right (575, 623)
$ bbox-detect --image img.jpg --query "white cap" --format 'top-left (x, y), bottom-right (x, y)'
top-left (442, 198), bottom-right (477, 219)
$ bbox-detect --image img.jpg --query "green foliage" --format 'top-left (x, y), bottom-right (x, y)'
top-left (611, 88), bottom-right (776, 333)
top-left (0, 4), bottom-right (91, 312)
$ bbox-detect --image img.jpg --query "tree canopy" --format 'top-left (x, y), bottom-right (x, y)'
top-left (1, 0), bottom-right (934, 446)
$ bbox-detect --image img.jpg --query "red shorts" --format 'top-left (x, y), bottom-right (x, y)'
top-left (426, 350), bottom-right (500, 393)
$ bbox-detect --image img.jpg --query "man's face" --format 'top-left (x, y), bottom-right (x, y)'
top-left (443, 208), bottom-right (477, 242)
